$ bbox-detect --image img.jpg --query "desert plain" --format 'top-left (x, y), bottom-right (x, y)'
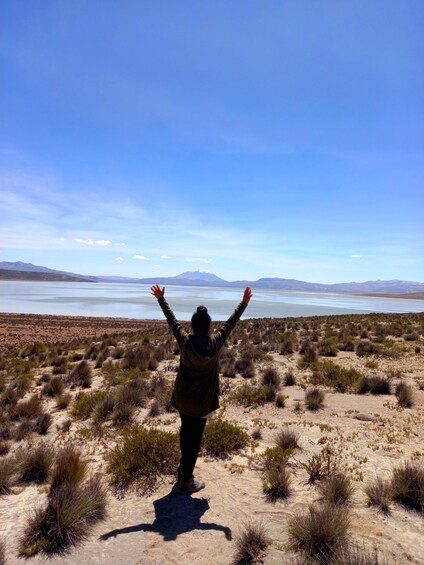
top-left (0, 311), bottom-right (423, 565)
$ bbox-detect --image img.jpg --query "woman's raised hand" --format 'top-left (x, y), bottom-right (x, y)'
top-left (150, 285), bottom-right (165, 299)
top-left (243, 287), bottom-right (252, 304)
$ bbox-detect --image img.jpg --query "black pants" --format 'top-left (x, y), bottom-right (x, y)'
top-left (179, 412), bottom-right (207, 482)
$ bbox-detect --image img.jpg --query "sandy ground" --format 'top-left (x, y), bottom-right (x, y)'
top-left (1, 314), bottom-right (424, 564)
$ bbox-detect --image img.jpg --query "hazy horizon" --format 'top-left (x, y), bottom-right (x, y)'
top-left (1, 2), bottom-right (423, 283)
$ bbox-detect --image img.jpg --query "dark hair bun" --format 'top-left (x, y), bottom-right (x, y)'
top-left (196, 305), bottom-right (208, 315)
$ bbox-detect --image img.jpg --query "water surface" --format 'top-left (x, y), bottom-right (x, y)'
top-left (1, 281), bottom-right (422, 320)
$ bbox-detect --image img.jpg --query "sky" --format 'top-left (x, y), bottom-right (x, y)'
top-left (1, 1), bottom-right (423, 283)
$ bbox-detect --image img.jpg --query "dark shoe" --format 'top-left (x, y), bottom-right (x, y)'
top-left (178, 478), bottom-right (205, 494)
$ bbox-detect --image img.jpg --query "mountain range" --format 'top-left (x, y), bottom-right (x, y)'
top-left (1, 261), bottom-right (424, 295)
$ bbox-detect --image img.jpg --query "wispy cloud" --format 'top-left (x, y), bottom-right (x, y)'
top-left (133, 255), bottom-right (148, 260)
top-left (185, 257), bottom-right (212, 264)
top-left (73, 238), bottom-right (111, 246)
top-left (115, 242), bottom-right (126, 247)
top-left (115, 256), bottom-right (124, 261)
top-left (350, 254), bottom-right (362, 259)
top-left (161, 255), bottom-right (172, 259)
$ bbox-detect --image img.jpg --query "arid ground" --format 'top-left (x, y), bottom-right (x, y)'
top-left (1, 312), bottom-right (423, 564)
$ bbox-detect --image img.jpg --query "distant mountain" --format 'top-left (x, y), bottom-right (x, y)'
top-left (0, 269), bottom-right (90, 282)
top-left (0, 261), bottom-right (95, 281)
top-left (2, 261), bottom-right (424, 295)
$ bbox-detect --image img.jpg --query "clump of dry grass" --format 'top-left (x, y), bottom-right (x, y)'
top-left (364, 476), bottom-right (392, 512)
top-left (395, 381), bottom-right (414, 408)
top-left (305, 388), bottom-right (325, 411)
top-left (0, 457), bottom-right (16, 495)
top-left (67, 360), bottom-right (92, 388)
top-left (275, 428), bottom-right (300, 451)
top-left (233, 521), bottom-right (270, 565)
top-left (284, 370), bottom-right (296, 386)
top-left (50, 445), bottom-right (88, 491)
top-left (16, 443), bottom-right (55, 484)
top-left (287, 504), bottom-right (351, 561)
top-left (19, 476), bottom-right (107, 556)
top-left (391, 461), bottom-right (424, 511)
top-left (262, 465), bottom-right (292, 501)
top-left (317, 472), bottom-right (355, 506)
top-left (261, 366), bottom-right (280, 388)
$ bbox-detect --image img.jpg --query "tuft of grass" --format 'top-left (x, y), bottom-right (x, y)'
top-left (364, 476), bottom-right (392, 512)
top-left (107, 424), bottom-right (179, 496)
top-left (16, 443), bottom-right (55, 484)
top-left (317, 472), bottom-right (355, 506)
top-left (56, 393), bottom-right (72, 409)
top-left (251, 427), bottom-right (262, 440)
top-left (275, 429), bottom-right (300, 451)
top-left (395, 381), bottom-right (414, 408)
top-left (203, 419), bottom-right (250, 459)
top-left (233, 521), bottom-right (270, 565)
top-left (68, 360), bottom-right (92, 388)
top-left (275, 393), bottom-right (286, 408)
top-left (42, 376), bottom-right (65, 397)
top-left (19, 476), bottom-right (107, 555)
top-left (35, 413), bottom-right (53, 435)
top-left (232, 383), bottom-right (268, 407)
top-left (305, 388), bottom-right (325, 411)
top-left (261, 366), bottom-right (280, 388)
top-left (0, 539), bottom-right (5, 565)
top-left (50, 445), bottom-right (88, 491)
top-left (262, 465), bottom-right (291, 501)
top-left (287, 503), bottom-right (351, 561)
top-left (357, 376), bottom-right (391, 395)
top-left (10, 395), bottom-right (42, 421)
top-left (284, 371), bottom-right (296, 386)
top-left (0, 457), bottom-right (16, 494)
top-left (391, 461), bottom-right (424, 511)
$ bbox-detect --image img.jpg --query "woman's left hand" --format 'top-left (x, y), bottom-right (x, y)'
top-left (150, 285), bottom-right (165, 299)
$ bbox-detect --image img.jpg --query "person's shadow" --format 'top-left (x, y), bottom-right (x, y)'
top-left (99, 487), bottom-right (232, 542)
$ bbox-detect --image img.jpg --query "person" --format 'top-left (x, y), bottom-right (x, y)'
top-left (150, 284), bottom-right (252, 494)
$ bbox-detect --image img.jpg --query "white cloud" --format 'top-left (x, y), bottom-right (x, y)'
top-left (185, 257), bottom-right (212, 264)
top-left (115, 256), bottom-right (124, 261)
top-left (161, 255), bottom-right (171, 259)
top-left (154, 264), bottom-right (160, 267)
top-left (350, 254), bottom-right (362, 259)
top-left (115, 242), bottom-right (126, 246)
top-left (73, 238), bottom-right (111, 246)
top-left (133, 254), bottom-right (148, 260)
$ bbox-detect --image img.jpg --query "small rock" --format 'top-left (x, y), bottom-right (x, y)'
top-left (355, 413), bottom-right (375, 422)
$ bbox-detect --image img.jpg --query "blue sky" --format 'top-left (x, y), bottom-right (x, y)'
top-left (1, 1), bottom-right (423, 283)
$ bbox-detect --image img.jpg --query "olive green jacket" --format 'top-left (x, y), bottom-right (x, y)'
top-left (158, 297), bottom-right (248, 418)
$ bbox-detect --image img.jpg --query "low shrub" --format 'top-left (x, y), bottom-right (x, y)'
top-left (233, 521), bottom-right (270, 565)
top-left (391, 461), bottom-right (424, 511)
top-left (56, 393), bottom-right (72, 409)
top-left (235, 358), bottom-right (255, 378)
top-left (317, 472), bottom-right (355, 506)
top-left (301, 448), bottom-right (339, 484)
top-left (287, 504), bottom-right (351, 561)
top-left (10, 395), bottom-right (42, 421)
top-left (305, 388), bottom-right (325, 411)
top-left (92, 394), bottom-right (115, 423)
top-left (202, 419), bottom-right (249, 459)
top-left (395, 381), bottom-right (414, 408)
top-left (232, 383), bottom-right (268, 407)
top-left (318, 361), bottom-right (362, 393)
top-left (35, 413), bottom-right (53, 435)
top-left (71, 390), bottom-right (108, 419)
top-left (261, 446), bottom-right (293, 471)
top-left (16, 443), bottom-right (55, 484)
top-left (107, 424), bottom-right (179, 495)
top-left (364, 476), bottom-right (392, 512)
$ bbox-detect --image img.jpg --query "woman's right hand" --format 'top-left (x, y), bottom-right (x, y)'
top-left (150, 285), bottom-right (165, 299)
top-left (243, 287), bottom-right (252, 304)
